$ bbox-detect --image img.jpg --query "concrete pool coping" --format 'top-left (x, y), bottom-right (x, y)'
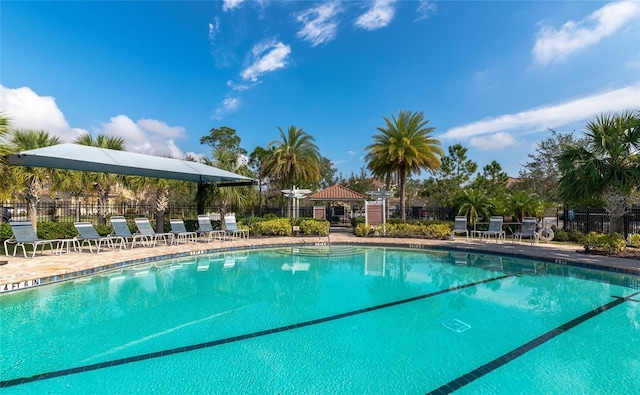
top-left (1, 232), bottom-right (639, 293)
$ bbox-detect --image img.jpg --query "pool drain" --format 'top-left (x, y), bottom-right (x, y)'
top-left (442, 319), bottom-right (471, 333)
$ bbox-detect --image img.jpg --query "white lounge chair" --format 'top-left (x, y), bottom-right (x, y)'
top-left (134, 218), bottom-right (175, 246)
top-left (170, 219), bottom-right (197, 244)
top-left (223, 213), bottom-right (249, 240)
top-left (481, 216), bottom-right (506, 243)
top-left (451, 216), bottom-right (469, 241)
top-left (196, 214), bottom-right (225, 242)
top-left (512, 217), bottom-right (539, 245)
top-left (4, 221), bottom-right (57, 258)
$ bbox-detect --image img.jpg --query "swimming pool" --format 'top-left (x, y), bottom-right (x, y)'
top-left (1, 246), bottom-right (639, 394)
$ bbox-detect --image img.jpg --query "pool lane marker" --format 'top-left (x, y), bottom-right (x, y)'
top-left (0, 274), bottom-right (514, 388)
top-left (425, 290), bottom-right (640, 395)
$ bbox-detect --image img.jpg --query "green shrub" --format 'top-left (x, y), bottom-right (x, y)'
top-left (0, 223), bottom-right (11, 240)
top-left (299, 219), bottom-right (329, 236)
top-left (583, 232), bottom-right (626, 254)
top-left (38, 222), bottom-right (78, 239)
top-left (351, 216), bottom-right (365, 228)
top-left (424, 223), bottom-right (452, 239)
top-left (263, 213), bottom-right (278, 220)
top-left (255, 218), bottom-right (292, 236)
top-left (628, 233), bottom-right (640, 248)
top-left (354, 223), bottom-right (372, 237)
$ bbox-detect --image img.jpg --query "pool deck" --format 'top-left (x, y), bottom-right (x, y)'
top-left (1, 232), bottom-right (639, 293)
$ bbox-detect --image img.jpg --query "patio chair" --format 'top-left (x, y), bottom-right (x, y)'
top-left (110, 216), bottom-right (152, 248)
top-left (451, 216), bottom-right (469, 241)
top-left (512, 217), bottom-right (539, 245)
top-left (74, 222), bottom-right (126, 253)
top-left (4, 221), bottom-right (57, 258)
top-left (134, 217), bottom-right (175, 246)
top-left (197, 215), bottom-right (225, 242)
top-left (223, 213), bottom-right (249, 240)
top-left (481, 216), bottom-right (506, 243)
top-left (170, 219), bottom-right (197, 244)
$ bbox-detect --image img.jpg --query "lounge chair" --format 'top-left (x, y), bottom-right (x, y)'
top-left (451, 216), bottom-right (469, 241)
top-left (110, 216), bottom-right (152, 248)
top-left (74, 222), bottom-right (126, 253)
top-left (170, 219), bottom-right (197, 244)
top-left (512, 217), bottom-right (539, 245)
top-left (197, 215), bottom-right (225, 242)
top-left (4, 221), bottom-right (57, 258)
top-left (481, 216), bottom-right (506, 243)
top-left (134, 217), bottom-right (175, 246)
top-left (223, 213), bottom-right (249, 240)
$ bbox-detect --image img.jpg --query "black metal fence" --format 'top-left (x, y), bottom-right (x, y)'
top-left (562, 207), bottom-right (640, 236)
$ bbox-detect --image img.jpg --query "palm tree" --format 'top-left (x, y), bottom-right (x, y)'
top-left (262, 125), bottom-right (321, 191)
top-left (75, 133), bottom-right (126, 225)
top-left (558, 110), bottom-right (640, 235)
top-left (0, 113), bottom-right (14, 201)
top-left (507, 190), bottom-right (542, 222)
top-left (366, 110), bottom-right (443, 222)
top-left (201, 148), bottom-right (256, 215)
top-left (8, 130), bottom-right (61, 229)
top-left (455, 188), bottom-right (494, 228)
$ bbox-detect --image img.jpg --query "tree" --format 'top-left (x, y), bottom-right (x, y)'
top-left (455, 188), bottom-right (494, 228)
top-left (424, 143), bottom-right (477, 207)
top-left (200, 126), bottom-right (247, 156)
top-left (0, 113), bottom-right (14, 201)
top-left (75, 133), bottom-right (126, 225)
top-left (366, 110), bottom-right (443, 222)
top-left (8, 130), bottom-right (61, 229)
top-left (470, 160), bottom-right (509, 211)
top-left (338, 167), bottom-right (378, 196)
top-left (249, 146), bottom-right (271, 214)
top-left (558, 110), bottom-right (640, 235)
top-left (518, 129), bottom-right (586, 203)
top-left (263, 125), bottom-right (322, 190)
top-left (507, 189), bottom-right (542, 222)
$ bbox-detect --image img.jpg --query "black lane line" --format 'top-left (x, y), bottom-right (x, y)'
top-left (426, 290), bottom-right (640, 395)
top-left (0, 274), bottom-right (513, 388)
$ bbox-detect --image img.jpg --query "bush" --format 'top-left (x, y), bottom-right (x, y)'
top-left (351, 216), bottom-right (365, 228)
top-left (424, 223), bottom-right (452, 239)
top-left (299, 219), bottom-right (329, 236)
top-left (38, 222), bottom-right (78, 239)
top-left (255, 218), bottom-right (292, 236)
top-left (628, 233), bottom-right (640, 248)
top-left (583, 232), bottom-right (626, 254)
top-left (354, 223), bottom-right (372, 237)
top-left (551, 226), bottom-right (569, 242)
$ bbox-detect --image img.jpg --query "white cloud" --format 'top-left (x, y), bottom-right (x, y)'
top-left (296, 1), bottom-right (342, 47)
top-left (440, 83), bottom-right (640, 142)
top-left (222, 0), bottom-right (245, 12)
top-left (213, 96), bottom-right (241, 119)
top-left (0, 85), bottom-right (86, 141)
top-left (355, 0), bottom-right (397, 30)
top-left (533, 1), bottom-right (640, 65)
top-left (101, 115), bottom-right (186, 156)
top-left (348, 150), bottom-right (357, 156)
top-left (469, 132), bottom-right (517, 151)
top-left (414, 0), bottom-right (437, 22)
top-left (240, 40), bottom-right (291, 82)
top-left (208, 17), bottom-right (220, 45)
top-left (226, 80), bottom-right (252, 91)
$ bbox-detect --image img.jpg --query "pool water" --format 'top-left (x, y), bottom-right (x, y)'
top-left (1, 246), bottom-right (639, 394)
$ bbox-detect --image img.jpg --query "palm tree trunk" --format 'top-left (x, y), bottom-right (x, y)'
top-left (155, 186), bottom-right (169, 232)
top-left (26, 178), bottom-right (40, 231)
top-left (604, 188), bottom-right (629, 235)
top-left (399, 165), bottom-right (406, 222)
top-left (96, 183), bottom-right (110, 226)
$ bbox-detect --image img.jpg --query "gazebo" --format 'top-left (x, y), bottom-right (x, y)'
top-left (307, 185), bottom-right (368, 225)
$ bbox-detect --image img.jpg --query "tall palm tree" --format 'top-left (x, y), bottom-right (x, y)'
top-left (263, 125), bottom-right (321, 191)
top-left (366, 110), bottom-right (443, 222)
top-left (75, 133), bottom-right (126, 225)
top-left (8, 130), bottom-right (61, 229)
top-left (456, 188), bottom-right (494, 228)
top-left (558, 110), bottom-right (640, 234)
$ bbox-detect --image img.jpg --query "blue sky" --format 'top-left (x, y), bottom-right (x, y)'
top-left (1, 0), bottom-right (639, 180)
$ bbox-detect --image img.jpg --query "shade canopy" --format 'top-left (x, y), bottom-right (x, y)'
top-left (8, 143), bottom-right (254, 185)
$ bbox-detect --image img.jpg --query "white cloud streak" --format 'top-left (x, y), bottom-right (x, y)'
top-left (240, 40), bottom-right (291, 82)
top-left (469, 132), bottom-right (517, 151)
top-left (208, 17), bottom-right (220, 45)
top-left (440, 84), bottom-right (640, 141)
top-left (213, 96), bottom-right (241, 119)
top-left (533, 1), bottom-right (640, 66)
top-left (355, 0), bottom-right (397, 30)
top-left (296, 1), bottom-right (342, 47)
top-left (414, 0), bottom-right (437, 22)
top-left (222, 0), bottom-right (245, 12)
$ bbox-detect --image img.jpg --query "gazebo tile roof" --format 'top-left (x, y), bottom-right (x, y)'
top-left (308, 184), bottom-right (368, 201)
